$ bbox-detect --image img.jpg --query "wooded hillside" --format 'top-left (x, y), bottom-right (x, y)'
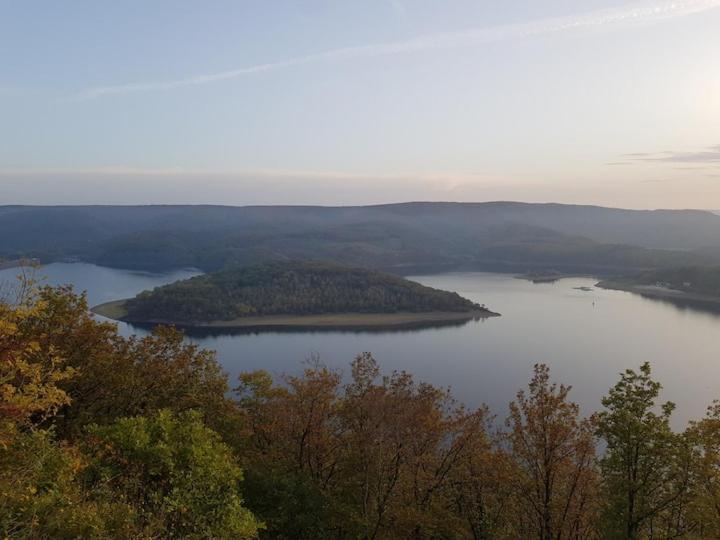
top-left (4, 203), bottom-right (720, 274)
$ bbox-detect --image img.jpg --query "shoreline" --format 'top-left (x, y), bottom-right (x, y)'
top-left (91, 300), bottom-right (500, 331)
top-left (596, 281), bottom-right (720, 309)
top-left (0, 258), bottom-right (40, 271)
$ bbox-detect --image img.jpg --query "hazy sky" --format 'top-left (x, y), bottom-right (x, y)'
top-left (1, 0), bottom-right (719, 208)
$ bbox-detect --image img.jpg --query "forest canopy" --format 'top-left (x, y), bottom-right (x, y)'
top-left (120, 261), bottom-right (488, 324)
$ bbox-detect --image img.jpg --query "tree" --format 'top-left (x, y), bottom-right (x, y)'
top-left (0, 278), bottom-right (76, 446)
top-left (85, 409), bottom-right (262, 539)
top-left (506, 364), bottom-right (599, 540)
top-left (0, 429), bottom-right (139, 539)
top-left (236, 360), bottom-right (359, 538)
top-left (685, 401), bottom-right (720, 537)
top-left (340, 353), bottom-right (488, 539)
top-left (0, 281), bottom-right (239, 441)
top-left (236, 354), bottom-right (496, 539)
top-left (596, 362), bottom-right (691, 539)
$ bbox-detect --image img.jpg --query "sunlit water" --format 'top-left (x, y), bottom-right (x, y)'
top-left (3, 262), bottom-right (719, 429)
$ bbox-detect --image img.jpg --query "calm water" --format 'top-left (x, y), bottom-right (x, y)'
top-left (2, 262), bottom-right (719, 429)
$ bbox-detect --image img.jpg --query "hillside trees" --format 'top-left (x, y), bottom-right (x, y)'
top-left (0, 278), bottom-right (260, 538)
top-left (236, 354), bottom-right (501, 539)
top-left (9, 277), bottom-right (720, 537)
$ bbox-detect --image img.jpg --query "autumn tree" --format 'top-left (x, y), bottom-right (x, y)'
top-left (506, 364), bottom-right (599, 540)
top-left (684, 401), bottom-right (720, 537)
top-left (338, 353), bottom-right (492, 539)
top-left (236, 360), bottom-right (356, 538)
top-left (0, 283), bottom-right (235, 440)
top-left (0, 277), bottom-right (76, 445)
top-left (449, 442), bottom-right (517, 539)
top-left (236, 354), bottom-right (497, 539)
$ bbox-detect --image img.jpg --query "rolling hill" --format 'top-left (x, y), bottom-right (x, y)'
top-left (3, 202), bottom-right (720, 275)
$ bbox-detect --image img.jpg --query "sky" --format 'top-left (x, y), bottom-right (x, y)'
top-left (1, 0), bottom-right (719, 209)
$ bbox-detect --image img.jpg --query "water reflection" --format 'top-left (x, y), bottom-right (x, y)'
top-left (619, 291), bottom-right (720, 316)
top-left (126, 315), bottom-right (486, 338)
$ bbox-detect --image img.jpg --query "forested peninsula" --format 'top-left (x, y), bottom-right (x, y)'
top-left (598, 266), bottom-right (720, 309)
top-left (92, 261), bottom-right (498, 329)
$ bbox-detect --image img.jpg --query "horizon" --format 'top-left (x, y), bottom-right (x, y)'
top-left (1, 199), bottom-right (719, 213)
top-left (2, 0), bottom-right (719, 209)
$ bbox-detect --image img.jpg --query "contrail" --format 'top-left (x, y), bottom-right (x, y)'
top-left (70, 0), bottom-right (720, 101)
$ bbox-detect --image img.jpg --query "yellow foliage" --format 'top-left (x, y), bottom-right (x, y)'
top-left (0, 278), bottom-right (76, 446)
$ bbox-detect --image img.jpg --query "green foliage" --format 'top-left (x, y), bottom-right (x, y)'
top-left (241, 468), bottom-right (355, 540)
top-left (0, 430), bottom-right (137, 539)
top-left (596, 362), bottom-right (691, 539)
top-left (124, 261), bottom-right (483, 324)
top-left (85, 410), bottom-right (263, 539)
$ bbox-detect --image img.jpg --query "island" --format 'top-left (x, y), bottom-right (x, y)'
top-left (92, 261), bottom-right (499, 330)
top-left (516, 270), bottom-right (566, 283)
top-left (597, 266), bottom-right (720, 309)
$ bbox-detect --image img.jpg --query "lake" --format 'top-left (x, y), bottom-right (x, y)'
top-left (2, 262), bottom-right (719, 429)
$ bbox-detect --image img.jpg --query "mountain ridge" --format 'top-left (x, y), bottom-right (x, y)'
top-left (3, 202), bottom-right (720, 274)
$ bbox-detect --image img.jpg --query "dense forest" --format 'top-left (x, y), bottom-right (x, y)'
top-left (3, 203), bottom-right (720, 275)
top-left (5, 279), bottom-right (720, 538)
top-left (122, 261), bottom-right (487, 324)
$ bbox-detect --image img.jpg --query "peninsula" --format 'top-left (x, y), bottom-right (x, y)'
top-left (92, 261), bottom-right (499, 330)
top-left (597, 266), bottom-right (720, 309)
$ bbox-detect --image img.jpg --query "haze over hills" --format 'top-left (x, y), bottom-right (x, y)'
top-left (3, 202), bottom-right (720, 275)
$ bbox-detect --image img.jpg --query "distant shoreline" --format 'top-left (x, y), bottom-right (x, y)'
top-left (0, 258), bottom-right (40, 270)
top-left (92, 299), bottom-right (500, 331)
top-left (596, 280), bottom-right (720, 309)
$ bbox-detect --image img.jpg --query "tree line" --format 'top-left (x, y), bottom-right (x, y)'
top-left (3, 279), bottom-right (720, 538)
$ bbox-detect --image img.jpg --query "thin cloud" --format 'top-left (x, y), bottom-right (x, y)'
top-left (68, 0), bottom-right (720, 101)
top-left (628, 145), bottom-right (720, 165)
